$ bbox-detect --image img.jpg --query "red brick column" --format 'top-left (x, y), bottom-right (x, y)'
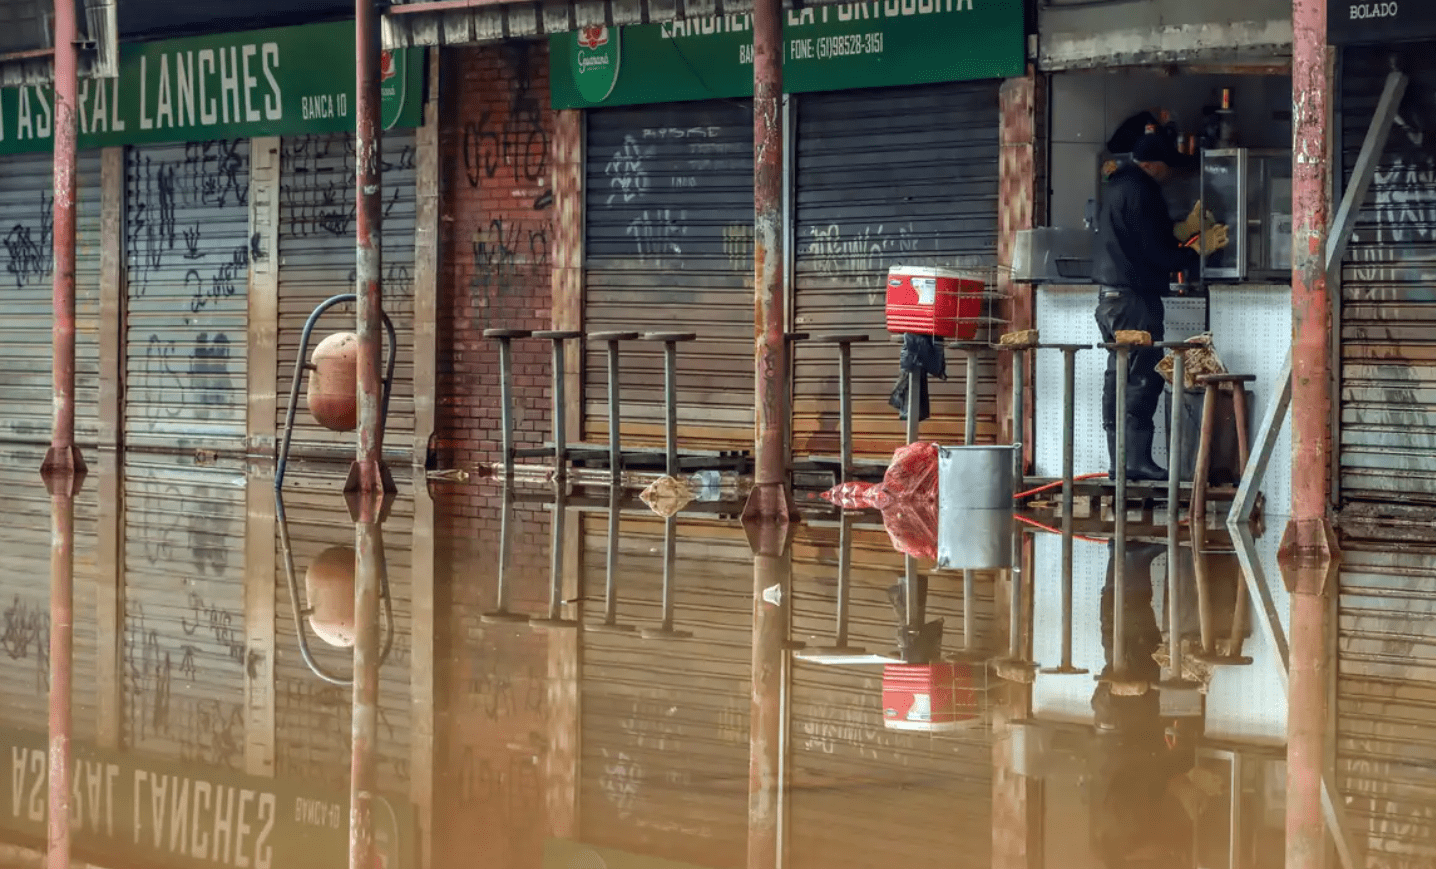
top-left (996, 68), bottom-right (1045, 473)
top-left (438, 41), bottom-right (558, 494)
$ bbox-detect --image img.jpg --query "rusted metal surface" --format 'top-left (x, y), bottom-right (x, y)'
top-left (350, 0), bottom-right (390, 493)
top-left (42, 0), bottom-right (83, 477)
top-left (348, 497), bottom-right (386, 869)
top-left (745, 519), bottom-right (790, 869)
top-left (45, 471), bottom-right (81, 869)
top-left (744, 0), bottom-right (790, 521)
top-left (1286, 1), bottom-right (1339, 858)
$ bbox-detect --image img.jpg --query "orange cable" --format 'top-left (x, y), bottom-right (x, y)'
top-left (1014, 472), bottom-right (1108, 500)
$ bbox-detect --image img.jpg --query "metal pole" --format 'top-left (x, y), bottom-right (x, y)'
top-left (747, 521), bottom-right (789, 869)
top-left (964, 347), bottom-right (978, 445)
top-left (1168, 349), bottom-right (1186, 523)
top-left (42, 0), bottom-right (83, 476)
top-left (664, 340), bottom-right (678, 477)
top-left (499, 338), bottom-right (516, 483)
top-left (607, 339), bottom-right (622, 482)
top-left (349, 500), bottom-right (386, 869)
top-left (46, 477), bottom-right (77, 869)
top-left (1289, 578), bottom-right (1330, 869)
top-left (745, 0), bottom-right (791, 521)
top-left (1045, 347), bottom-right (1086, 675)
top-left (553, 338), bottom-right (569, 479)
top-left (481, 486), bottom-right (528, 624)
top-left (1011, 348), bottom-right (1025, 484)
top-left (838, 342), bottom-right (854, 482)
top-left (837, 514), bottom-right (854, 648)
top-left (906, 369), bottom-right (921, 445)
top-left (349, 0), bottom-right (388, 494)
top-left (1113, 344), bottom-right (1130, 676)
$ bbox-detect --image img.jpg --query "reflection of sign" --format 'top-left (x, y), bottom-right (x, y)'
top-left (550, 0), bottom-right (1023, 109)
top-left (0, 725), bottom-right (412, 869)
top-left (572, 25), bottom-right (622, 104)
top-left (0, 19), bottom-right (424, 156)
top-left (1330, 2), bottom-right (1436, 44)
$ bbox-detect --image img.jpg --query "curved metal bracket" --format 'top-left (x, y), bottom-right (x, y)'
top-left (276, 293), bottom-right (399, 492)
top-left (277, 490), bottom-right (396, 687)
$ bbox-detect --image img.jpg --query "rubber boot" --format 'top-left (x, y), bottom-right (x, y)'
top-left (1125, 427), bottom-right (1167, 482)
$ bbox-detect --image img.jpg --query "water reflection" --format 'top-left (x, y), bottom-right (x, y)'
top-left (9, 451), bottom-right (1436, 868)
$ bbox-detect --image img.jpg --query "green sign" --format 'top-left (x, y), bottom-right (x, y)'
top-left (550, 0), bottom-right (1024, 109)
top-left (0, 20), bottom-right (423, 156)
top-left (573, 25), bottom-right (623, 103)
top-left (0, 725), bottom-right (412, 869)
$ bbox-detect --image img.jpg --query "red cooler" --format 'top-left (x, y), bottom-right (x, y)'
top-left (882, 662), bottom-right (980, 732)
top-left (884, 266), bottom-right (984, 339)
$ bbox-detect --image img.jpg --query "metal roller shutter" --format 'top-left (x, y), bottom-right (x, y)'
top-left (792, 82), bottom-right (1001, 459)
top-left (122, 456), bottom-right (247, 767)
top-left (1338, 547), bottom-right (1436, 865)
top-left (125, 140), bottom-right (251, 455)
top-left (584, 101), bottom-right (756, 452)
top-left (0, 444), bottom-right (100, 740)
top-left (276, 131), bottom-right (418, 462)
top-left (580, 515), bottom-right (751, 867)
top-left (274, 468), bottom-right (414, 794)
top-left (1339, 48), bottom-right (1436, 506)
top-left (0, 150), bottom-right (103, 445)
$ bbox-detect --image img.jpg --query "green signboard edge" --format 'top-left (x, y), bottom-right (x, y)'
top-left (0, 19), bottom-right (425, 157)
top-left (549, 0), bottom-right (1025, 110)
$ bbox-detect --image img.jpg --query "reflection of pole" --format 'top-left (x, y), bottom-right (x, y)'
top-left (1044, 345), bottom-right (1087, 676)
top-left (1288, 577), bottom-right (1330, 869)
top-left (482, 487), bottom-right (528, 624)
top-left (746, 520), bottom-right (791, 869)
top-left (743, 0), bottom-right (793, 522)
top-left (42, 0), bottom-right (84, 476)
top-left (46, 474), bottom-right (80, 869)
top-left (348, 0), bottom-right (391, 494)
top-left (534, 483), bottom-right (580, 630)
top-left (349, 497), bottom-right (387, 869)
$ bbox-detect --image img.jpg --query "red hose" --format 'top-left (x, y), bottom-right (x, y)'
top-left (1014, 472), bottom-right (1108, 500)
top-left (1015, 513), bottom-right (1108, 544)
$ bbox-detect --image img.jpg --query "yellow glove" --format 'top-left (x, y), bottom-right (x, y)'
top-left (1175, 200), bottom-right (1216, 241)
top-left (1196, 224), bottom-right (1230, 256)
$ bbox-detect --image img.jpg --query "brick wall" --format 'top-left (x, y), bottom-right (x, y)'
top-left (433, 41), bottom-right (563, 868)
top-left (436, 40), bottom-right (557, 487)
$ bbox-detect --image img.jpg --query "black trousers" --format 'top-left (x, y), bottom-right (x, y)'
top-left (1095, 289), bottom-right (1165, 433)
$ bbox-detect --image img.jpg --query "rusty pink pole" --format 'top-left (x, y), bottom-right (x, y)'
top-left (743, 0), bottom-right (793, 522)
top-left (1284, 0), bottom-right (1338, 866)
top-left (46, 476), bottom-right (79, 869)
top-left (349, 498), bottom-right (385, 869)
top-left (347, 0), bottom-right (392, 494)
top-left (42, 0), bottom-right (84, 477)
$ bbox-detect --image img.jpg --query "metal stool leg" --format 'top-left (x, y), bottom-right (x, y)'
top-left (964, 347), bottom-right (978, 445)
top-left (533, 482), bottom-right (579, 630)
top-left (499, 338), bottom-right (516, 481)
top-left (607, 339), bottom-right (623, 482)
top-left (664, 340), bottom-right (679, 476)
top-left (642, 516), bottom-right (692, 639)
top-left (906, 369), bottom-right (921, 445)
top-left (1043, 345), bottom-right (1087, 676)
top-left (551, 338), bottom-right (568, 479)
top-left (1011, 347), bottom-right (1025, 484)
top-left (481, 487), bottom-right (529, 624)
top-left (838, 342), bottom-right (854, 482)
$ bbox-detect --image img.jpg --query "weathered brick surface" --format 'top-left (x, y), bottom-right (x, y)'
top-left (436, 40), bottom-right (557, 495)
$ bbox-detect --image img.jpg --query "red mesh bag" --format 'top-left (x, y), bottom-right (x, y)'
top-left (880, 496), bottom-right (939, 561)
top-left (821, 443), bottom-right (940, 559)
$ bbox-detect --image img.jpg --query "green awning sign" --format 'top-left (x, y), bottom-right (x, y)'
top-left (0, 725), bottom-right (412, 869)
top-left (0, 19), bottom-right (424, 156)
top-left (550, 0), bottom-right (1024, 109)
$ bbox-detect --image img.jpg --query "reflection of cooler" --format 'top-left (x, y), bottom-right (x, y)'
top-left (884, 266), bottom-right (984, 339)
top-left (882, 662), bottom-right (982, 732)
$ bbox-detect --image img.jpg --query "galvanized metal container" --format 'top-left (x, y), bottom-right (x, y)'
top-left (936, 444), bottom-right (1018, 570)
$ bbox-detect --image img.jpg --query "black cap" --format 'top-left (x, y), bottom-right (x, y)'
top-left (1131, 132), bottom-right (1196, 170)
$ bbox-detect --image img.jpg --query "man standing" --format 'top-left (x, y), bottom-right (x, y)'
top-left (1092, 132), bottom-right (1227, 481)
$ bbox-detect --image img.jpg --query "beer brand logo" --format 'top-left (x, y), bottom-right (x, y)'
top-left (577, 25), bottom-right (609, 49)
top-left (572, 25), bottom-right (621, 103)
top-left (380, 49), bottom-right (397, 81)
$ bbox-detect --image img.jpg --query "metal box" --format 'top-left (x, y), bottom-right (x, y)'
top-left (1010, 227), bottom-right (1095, 283)
top-left (936, 444), bottom-right (1016, 570)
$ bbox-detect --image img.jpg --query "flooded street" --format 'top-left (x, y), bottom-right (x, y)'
top-left (1, 445), bottom-right (1416, 869)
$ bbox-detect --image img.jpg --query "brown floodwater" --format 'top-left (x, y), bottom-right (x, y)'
top-left (0, 445), bottom-right (1424, 869)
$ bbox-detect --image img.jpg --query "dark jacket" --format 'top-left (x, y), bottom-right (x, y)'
top-left (1091, 164), bottom-right (1199, 296)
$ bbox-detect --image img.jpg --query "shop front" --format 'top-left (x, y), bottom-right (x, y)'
top-left (549, 0), bottom-right (1025, 458)
top-left (1027, 1), bottom-right (1295, 516)
top-left (0, 19), bottom-right (426, 464)
top-left (1330, 4), bottom-right (1436, 515)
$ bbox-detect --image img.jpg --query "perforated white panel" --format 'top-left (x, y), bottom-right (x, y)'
top-left (1033, 287), bottom-right (1206, 478)
top-left (1208, 285), bottom-right (1292, 519)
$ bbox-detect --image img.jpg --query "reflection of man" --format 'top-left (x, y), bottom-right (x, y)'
top-left (1092, 132), bottom-right (1227, 480)
top-left (1088, 541), bottom-right (1195, 868)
